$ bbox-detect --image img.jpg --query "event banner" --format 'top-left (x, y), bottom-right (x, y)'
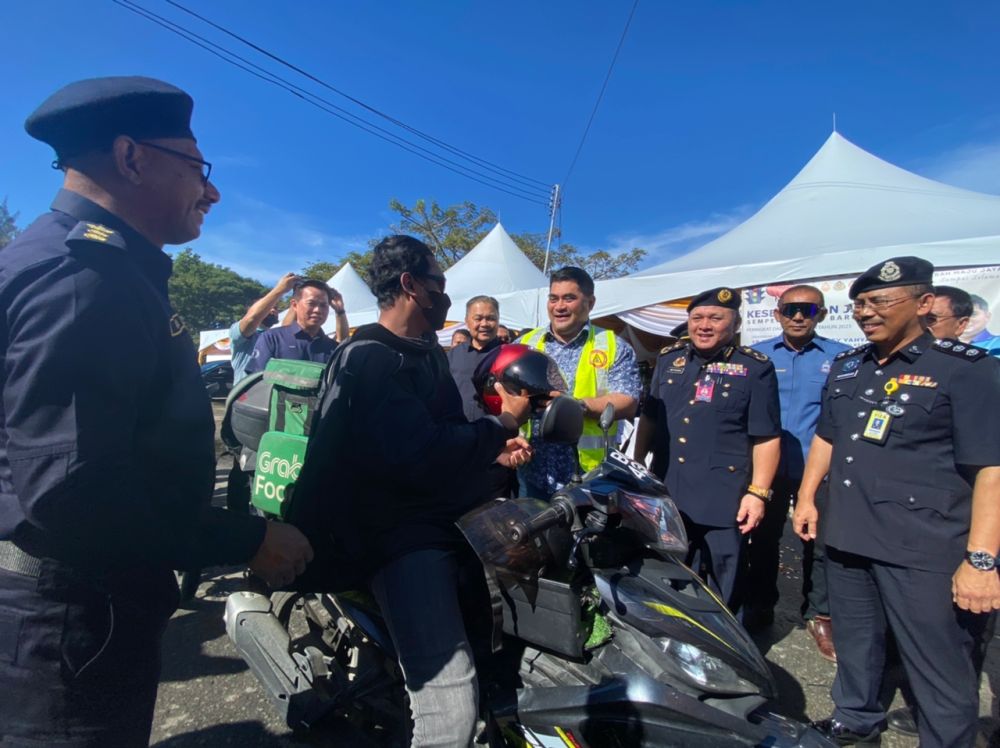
top-left (740, 265), bottom-right (1000, 348)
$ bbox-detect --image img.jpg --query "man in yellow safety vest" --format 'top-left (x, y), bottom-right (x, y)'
top-left (517, 266), bottom-right (641, 498)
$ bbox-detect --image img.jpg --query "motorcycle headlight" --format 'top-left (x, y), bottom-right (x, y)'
top-left (619, 492), bottom-right (688, 553)
top-left (656, 637), bottom-right (759, 694)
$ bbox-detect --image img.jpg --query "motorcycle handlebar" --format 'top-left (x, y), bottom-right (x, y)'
top-left (508, 496), bottom-right (574, 544)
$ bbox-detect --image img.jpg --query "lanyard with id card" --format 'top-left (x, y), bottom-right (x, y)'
top-left (861, 409), bottom-right (892, 444)
top-left (694, 374), bottom-right (715, 403)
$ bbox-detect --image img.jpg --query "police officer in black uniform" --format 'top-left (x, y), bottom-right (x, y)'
top-left (635, 287), bottom-right (781, 607)
top-left (0, 77), bottom-right (313, 746)
top-left (793, 256), bottom-right (1000, 747)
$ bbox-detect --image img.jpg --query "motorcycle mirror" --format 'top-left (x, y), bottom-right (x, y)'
top-left (599, 402), bottom-right (616, 433)
top-left (539, 395), bottom-right (585, 444)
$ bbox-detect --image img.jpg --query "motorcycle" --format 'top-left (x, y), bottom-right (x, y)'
top-left (221, 369), bottom-right (833, 747)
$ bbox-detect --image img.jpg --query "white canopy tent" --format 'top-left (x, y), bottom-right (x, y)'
top-left (322, 261), bottom-right (377, 335)
top-left (591, 132), bottom-right (1000, 334)
top-left (346, 222), bottom-right (548, 342)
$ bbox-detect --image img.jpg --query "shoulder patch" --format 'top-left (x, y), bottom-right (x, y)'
top-left (659, 340), bottom-right (687, 356)
top-left (65, 221), bottom-right (127, 251)
top-left (834, 344), bottom-right (870, 361)
top-left (739, 345), bottom-right (769, 363)
top-left (933, 340), bottom-right (986, 361)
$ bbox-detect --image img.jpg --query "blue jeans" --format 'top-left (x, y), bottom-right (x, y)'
top-left (371, 549), bottom-right (478, 748)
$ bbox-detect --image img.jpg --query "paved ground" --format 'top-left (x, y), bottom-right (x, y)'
top-left (151, 409), bottom-right (998, 745)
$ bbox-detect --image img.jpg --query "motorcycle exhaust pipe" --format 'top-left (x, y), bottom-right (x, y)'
top-left (224, 591), bottom-right (330, 730)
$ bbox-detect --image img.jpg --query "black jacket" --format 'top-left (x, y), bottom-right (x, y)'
top-left (291, 323), bottom-right (515, 589)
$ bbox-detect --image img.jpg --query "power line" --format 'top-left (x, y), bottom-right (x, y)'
top-left (562, 0), bottom-right (640, 189)
top-left (166, 0), bottom-right (551, 192)
top-left (114, 0), bottom-right (549, 205)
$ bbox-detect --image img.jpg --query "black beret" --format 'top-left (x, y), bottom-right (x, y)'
top-left (687, 287), bottom-right (741, 312)
top-left (848, 256), bottom-right (934, 299)
top-left (669, 321), bottom-right (688, 339)
top-left (25, 76), bottom-right (194, 158)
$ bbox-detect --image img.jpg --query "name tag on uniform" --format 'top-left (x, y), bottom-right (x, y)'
top-left (694, 377), bottom-right (715, 402)
top-left (861, 409), bottom-right (892, 444)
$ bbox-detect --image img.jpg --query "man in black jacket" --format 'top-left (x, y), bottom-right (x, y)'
top-left (299, 235), bottom-right (532, 747)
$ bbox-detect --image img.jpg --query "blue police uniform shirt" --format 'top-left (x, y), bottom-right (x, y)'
top-left (754, 334), bottom-right (849, 480)
top-left (644, 342), bottom-right (781, 527)
top-left (245, 321), bottom-right (338, 374)
top-left (229, 320), bottom-right (261, 384)
top-left (0, 189), bottom-right (265, 570)
top-left (816, 333), bottom-right (1000, 572)
top-left (515, 323), bottom-right (640, 496)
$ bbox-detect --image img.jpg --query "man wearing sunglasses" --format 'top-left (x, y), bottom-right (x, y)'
top-left (743, 287), bottom-right (847, 661)
top-left (0, 76), bottom-right (313, 746)
top-left (793, 257), bottom-right (1000, 747)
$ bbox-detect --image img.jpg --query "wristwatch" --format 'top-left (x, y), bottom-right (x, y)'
top-left (965, 550), bottom-right (997, 571)
top-left (747, 484), bottom-right (773, 502)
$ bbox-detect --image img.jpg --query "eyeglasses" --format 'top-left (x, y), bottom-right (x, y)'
top-left (851, 294), bottom-right (917, 313)
top-left (419, 273), bottom-right (447, 292)
top-left (138, 141), bottom-right (213, 185)
top-left (925, 313), bottom-right (957, 326)
top-left (779, 302), bottom-right (821, 319)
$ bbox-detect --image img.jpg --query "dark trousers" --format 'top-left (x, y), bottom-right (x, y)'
top-left (744, 475), bottom-right (830, 619)
top-left (226, 459), bottom-right (251, 514)
top-left (0, 563), bottom-right (177, 747)
top-left (826, 547), bottom-right (990, 748)
top-left (682, 517), bottom-right (743, 608)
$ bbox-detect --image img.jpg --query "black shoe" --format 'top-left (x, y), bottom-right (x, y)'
top-left (811, 717), bottom-right (884, 746)
top-left (886, 707), bottom-right (917, 737)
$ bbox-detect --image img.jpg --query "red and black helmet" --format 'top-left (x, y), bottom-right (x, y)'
top-left (473, 343), bottom-right (567, 416)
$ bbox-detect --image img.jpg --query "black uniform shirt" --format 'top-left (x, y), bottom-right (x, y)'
top-left (816, 332), bottom-right (1000, 572)
top-left (644, 342), bottom-right (781, 527)
top-left (0, 190), bottom-right (264, 572)
top-left (445, 336), bottom-right (502, 422)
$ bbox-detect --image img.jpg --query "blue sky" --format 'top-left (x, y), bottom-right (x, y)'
top-left (3, 1), bottom-right (1000, 284)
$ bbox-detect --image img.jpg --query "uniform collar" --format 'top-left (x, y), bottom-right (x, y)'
top-left (51, 188), bottom-right (172, 280)
top-left (288, 321), bottom-right (325, 341)
top-left (689, 341), bottom-right (735, 364)
top-left (768, 333), bottom-right (831, 353)
top-left (863, 332), bottom-right (931, 364)
top-left (467, 336), bottom-right (502, 354)
top-left (545, 321), bottom-right (592, 346)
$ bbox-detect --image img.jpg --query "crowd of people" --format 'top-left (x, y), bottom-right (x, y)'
top-left (1, 75), bottom-right (998, 748)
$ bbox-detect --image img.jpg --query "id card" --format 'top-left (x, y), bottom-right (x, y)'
top-left (694, 376), bottom-right (715, 403)
top-left (861, 409), bottom-right (892, 444)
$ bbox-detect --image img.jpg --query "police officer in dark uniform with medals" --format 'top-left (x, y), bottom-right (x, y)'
top-left (0, 77), bottom-right (313, 746)
top-left (793, 257), bottom-right (1000, 747)
top-left (635, 287), bottom-right (782, 608)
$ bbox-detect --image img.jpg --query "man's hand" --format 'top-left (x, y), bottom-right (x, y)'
top-left (497, 436), bottom-right (533, 468)
top-left (736, 494), bottom-right (766, 535)
top-left (329, 287), bottom-right (346, 315)
top-left (952, 562), bottom-right (1000, 614)
top-left (496, 383), bottom-right (532, 427)
top-left (275, 272), bottom-right (299, 295)
top-left (248, 522), bottom-right (314, 588)
top-left (792, 495), bottom-right (819, 541)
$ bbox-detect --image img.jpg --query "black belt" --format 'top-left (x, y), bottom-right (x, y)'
top-left (0, 540), bottom-right (43, 578)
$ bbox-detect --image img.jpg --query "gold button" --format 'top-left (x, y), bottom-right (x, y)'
top-left (667, 378), bottom-right (673, 384)
top-left (728, 465), bottom-right (735, 472)
top-left (683, 417), bottom-right (690, 424)
top-left (689, 400), bottom-right (695, 405)
top-left (678, 457), bottom-right (686, 463)
top-left (678, 437), bottom-right (687, 444)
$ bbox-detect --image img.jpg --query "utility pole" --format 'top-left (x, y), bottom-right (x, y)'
top-left (542, 183), bottom-right (561, 275)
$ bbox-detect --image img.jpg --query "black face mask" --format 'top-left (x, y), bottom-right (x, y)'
top-left (261, 312), bottom-right (280, 328)
top-left (421, 288), bottom-right (452, 331)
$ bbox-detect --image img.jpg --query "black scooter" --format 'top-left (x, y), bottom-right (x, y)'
top-left (222, 382), bottom-right (832, 747)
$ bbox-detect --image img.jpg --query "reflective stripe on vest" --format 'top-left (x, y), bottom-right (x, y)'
top-left (521, 325), bottom-right (617, 472)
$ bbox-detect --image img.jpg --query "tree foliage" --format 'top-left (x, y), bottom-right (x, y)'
top-left (299, 260), bottom-right (340, 282)
top-left (169, 249), bottom-right (269, 338)
top-left (380, 198), bottom-right (645, 279)
top-left (0, 197), bottom-right (21, 250)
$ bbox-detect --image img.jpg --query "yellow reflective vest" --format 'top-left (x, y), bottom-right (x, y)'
top-left (520, 324), bottom-right (617, 472)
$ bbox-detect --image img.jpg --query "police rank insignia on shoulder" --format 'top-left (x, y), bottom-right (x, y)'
top-left (739, 345), bottom-right (768, 363)
top-left (934, 340), bottom-right (985, 360)
top-left (834, 344), bottom-right (870, 361)
top-left (660, 340), bottom-right (687, 356)
top-left (66, 221), bottom-right (127, 250)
